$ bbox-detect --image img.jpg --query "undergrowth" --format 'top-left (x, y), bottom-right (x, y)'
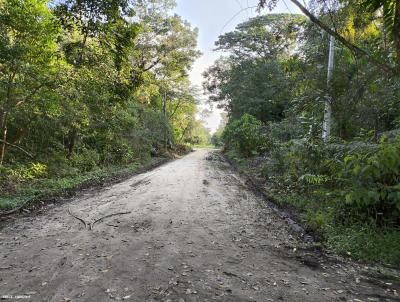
top-left (0, 158), bottom-right (163, 211)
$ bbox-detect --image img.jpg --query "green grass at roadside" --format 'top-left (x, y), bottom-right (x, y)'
top-left (325, 225), bottom-right (400, 265)
top-left (0, 158), bottom-right (165, 212)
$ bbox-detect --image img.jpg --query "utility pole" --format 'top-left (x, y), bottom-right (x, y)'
top-left (322, 35), bottom-right (334, 141)
top-left (163, 90), bottom-right (168, 149)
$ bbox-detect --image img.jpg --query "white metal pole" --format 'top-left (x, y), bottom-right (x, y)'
top-left (322, 35), bottom-right (335, 141)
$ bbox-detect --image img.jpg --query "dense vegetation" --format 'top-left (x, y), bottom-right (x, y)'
top-left (205, 1), bottom-right (400, 265)
top-left (0, 0), bottom-right (210, 209)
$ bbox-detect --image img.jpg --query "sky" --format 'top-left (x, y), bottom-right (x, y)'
top-left (173, 0), bottom-right (301, 133)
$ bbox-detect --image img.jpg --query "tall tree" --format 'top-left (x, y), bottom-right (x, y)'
top-left (204, 14), bottom-right (304, 123)
top-left (0, 0), bottom-right (61, 164)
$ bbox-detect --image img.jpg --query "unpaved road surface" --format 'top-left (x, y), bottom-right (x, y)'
top-left (1, 150), bottom-right (399, 301)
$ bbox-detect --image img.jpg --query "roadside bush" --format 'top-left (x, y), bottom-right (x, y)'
top-left (261, 139), bottom-right (334, 188)
top-left (0, 163), bottom-right (48, 196)
top-left (211, 132), bottom-right (223, 147)
top-left (5, 163), bottom-right (48, 181)
top-left (70, 149), bottom-right (100, 172)
top-left (268, 117), bottom-right (308, 142)
top-left (101, 141), bottom-right (138, 165)
top-left (261, 139), bottom-right (377, 188)
top-left (222, 114), bottom-right (264, 157)
top-left (339, 136), bottom-right (400, 227)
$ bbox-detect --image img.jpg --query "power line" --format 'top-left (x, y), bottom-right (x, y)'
top-left (282, 0), bottom-right (294, 14)
top-left (234, 0), bottom-right (246, 21)
top-left (219, 5), bottom-right (258, 35)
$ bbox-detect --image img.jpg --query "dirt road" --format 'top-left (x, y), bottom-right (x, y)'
top-left (0, 150), bottom-right (399, 301)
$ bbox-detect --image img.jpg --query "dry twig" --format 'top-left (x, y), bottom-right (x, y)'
top-left (89, 211), bottom-right (131, 230)
top-left (67, 207), bottom-right (88, 229)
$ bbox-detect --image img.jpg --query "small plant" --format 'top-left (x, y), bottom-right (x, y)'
top-left (9, 163), bottom-right (48, 181)
top-left (299, 173), bottom-right (330, 185)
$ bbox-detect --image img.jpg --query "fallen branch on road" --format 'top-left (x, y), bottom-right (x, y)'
top-left (68, 207), bottom-right (88, 229)
top-left (89, 211), bottom-right (131, 230)
top-left (68, 207), bottom-right (131, 230)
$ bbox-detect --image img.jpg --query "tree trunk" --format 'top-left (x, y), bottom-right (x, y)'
top-left (163, 91), bottom-right (167, 117)
top-left (1, 69), bottom-right (15, 166)
top-left (11, 127), bottom-right (28, 145)
top-left (67, 128), bottom-right (77, 159)
top-left (180, 123), bottom-right (191, 143)
top-left (394, 0), bottom-right (400, 72)
top-left (0, 111), bottom-right (8, 165)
